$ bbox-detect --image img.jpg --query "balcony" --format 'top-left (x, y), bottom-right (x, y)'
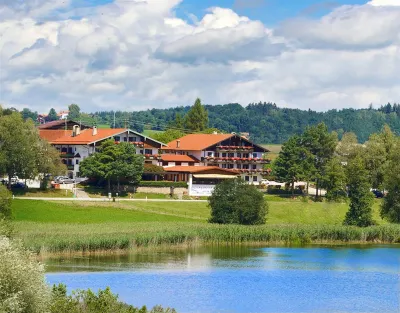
top-left (60, 153), bottom-right (75, 158)
top-left (114, 141), bottom-right (144, 147)
top-left (216, 145), bottom-right (254, 152)
top-left (234, 169), bottom-right (272, 175)
top-left (203, 156), bottom-right (270, 164)
top-left (144, 154), bottom-right (161, 160)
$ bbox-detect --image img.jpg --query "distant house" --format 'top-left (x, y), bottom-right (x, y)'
top-left (160, 133), bottom-right (270, 184)
top-left (39, 124), bottom-right (166, 178)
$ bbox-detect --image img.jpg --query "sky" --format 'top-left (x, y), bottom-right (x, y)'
top-left (0, 0), bottom-right (400, 113)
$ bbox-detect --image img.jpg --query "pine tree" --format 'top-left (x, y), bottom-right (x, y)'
top-left (184, 98), bottom-right (208, 132)
top-left (343, 156), bottom-right (374, 227)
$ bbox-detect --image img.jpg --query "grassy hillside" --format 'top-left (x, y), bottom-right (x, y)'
top-left (263, 144), bottom-right (281, 161)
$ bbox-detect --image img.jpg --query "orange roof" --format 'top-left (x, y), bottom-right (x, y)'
top-left (39, 130), bottom-right (69, 142)
top-left (161, 154), bottom-right (199, 162)
top-left (165, 134), bottom-right (233, 151)
top-left (164, 166), bottom-right (237, 175)
top-left (40, 128), bottom-right (127, 145)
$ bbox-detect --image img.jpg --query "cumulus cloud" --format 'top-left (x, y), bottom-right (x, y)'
top-left (0, 0), bottom-right (400, 113)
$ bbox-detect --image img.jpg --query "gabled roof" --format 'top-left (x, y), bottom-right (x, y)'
top-left (38, 120), bottom-right (91, 130)
top-left (163, 166), bottom-right (238, 175)
top-left (39, 128), bottom-right (167, 147)
top-left (165, 134), bottom-right (233, 151)
top-left (160, 154), bottom-right (199, 163)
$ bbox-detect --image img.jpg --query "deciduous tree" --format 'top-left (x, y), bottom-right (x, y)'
top-left (68, 104), bottom-right (81, 120)
top-left (321, 157), bottom-right (347, 202)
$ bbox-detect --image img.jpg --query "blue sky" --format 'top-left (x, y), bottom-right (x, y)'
top-left (81, 0), bottom-right (368, 25)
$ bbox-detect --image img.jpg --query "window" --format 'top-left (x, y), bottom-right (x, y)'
top-left (114, 136), bottom-right (120, 142)
top-left (214, 153), bottom-right (220, 157)
top-left (236, 164), bottom-right (242, 169)
top-left (145, 149), bottom-right (152, 155)
top-left (253, 176), bottom-right (258, 182)
top-left (228, 164), bottom-right (234, 169)
top-left (252, 164), bottom-right (257, 170)
top-left (207, 152), bottom-right (213, 157)
top-left (123, 137), bottom-right (127, 142)
top-left (162, 162), bottom-right (168, 166)
top-left (245, 176), bottom-right (250, 182)
top-left (243, 164), bottom-right (249, 169)
top-left (176, 162), bottom-right (182, 166)
top-left (222, 153), bottom-right (227, 157)
top-left (253, 153), bottom-right (258, 158)
top-left (243, 153), bottom-right (249, 158)
top-left (228, 153), bottom-right (234, 158)
top-left (222, 164), bottom-right (227, 168)
top-left (237, 153), bottom-right (241, 158)
top-left (76, 160), bottom-right (79, 165)
top-left (140, 150), bottom-right (144, 154)
top-left (129, 137), bottom-right (134, 142)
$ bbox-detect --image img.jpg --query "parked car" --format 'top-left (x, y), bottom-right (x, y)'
top-left (54, 176), bottom-right (70, 183)
top-left (372, 189), bottom-right (384, 198)
top-left (11, 182), bottom-right (26, 189)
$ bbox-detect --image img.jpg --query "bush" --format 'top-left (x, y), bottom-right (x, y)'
top-left (50, 284), bottom-right (177, 313)
top-left (267, 186), bottom-right (302, 195)
top-left (143, 164), bottom-right (165, 174)
top-left (0, 236), bottom-right (50, 313)
top-left (209, 178), bottom-right (268, 225)
top-left (139, 181), bottom-right (188, 188)
top-left (0, 185), bottom-right (12, 219)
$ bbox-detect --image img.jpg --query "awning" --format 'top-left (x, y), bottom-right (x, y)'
top-left (193, 174), bottom-right (237, 179)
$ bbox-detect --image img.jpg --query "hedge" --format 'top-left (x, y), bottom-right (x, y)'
top-left (139, 181), bottom-right (188, 188)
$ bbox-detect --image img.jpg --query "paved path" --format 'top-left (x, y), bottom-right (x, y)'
top-left (14, 197), bottom-right (208, 202)
top-left (75, 188), bottom-right (90, 198)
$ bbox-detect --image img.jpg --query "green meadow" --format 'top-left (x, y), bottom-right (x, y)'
top-left (10, 198), bottom-right (400, 254)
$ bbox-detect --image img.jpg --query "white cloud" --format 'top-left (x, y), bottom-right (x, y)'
top-left (0, 0), bottom-right (400, 113)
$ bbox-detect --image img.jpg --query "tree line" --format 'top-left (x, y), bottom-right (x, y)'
top-left (273, 123), bottom-right (400, 226)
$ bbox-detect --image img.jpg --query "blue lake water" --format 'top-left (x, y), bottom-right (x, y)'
top-left (45, 245), bottom-right (400, 313)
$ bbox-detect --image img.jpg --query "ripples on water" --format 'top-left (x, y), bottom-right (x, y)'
top-left (45, 245), bottom-right (400, 313)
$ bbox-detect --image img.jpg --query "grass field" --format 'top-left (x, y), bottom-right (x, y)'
top-left (10, 198), bottom-right (400, 254)
top-left (11, 188), bottom-right (73, 198)
top-left (262, 144), bottom-right (282, 161)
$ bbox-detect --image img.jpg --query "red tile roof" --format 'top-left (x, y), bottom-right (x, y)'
top-left (165, 134), bottom-right (233, 151)
top-left (160, 154), bottom-right (199, 162)
top-left (40, 128), bottom-right (127, 145)
top-left (163, 166), bottom-right (237, 175)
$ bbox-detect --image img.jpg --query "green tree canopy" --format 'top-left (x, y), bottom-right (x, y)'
top-left (343, 155), bottom-right (374, 227)
top-left (152, 129), bottom-right (185, 144)
top-left (321, 156), bottom-right (347, 202)
top-left (47, 108), bottom-right (58, 121)
top-left (184, 98), bottom-right (208, 132)
top-left (68, 104), bottom-right (81, 120)
top-left (209, 178), bottom-right (268, 225)
top-left (21, 108), bottom-right (38, 122)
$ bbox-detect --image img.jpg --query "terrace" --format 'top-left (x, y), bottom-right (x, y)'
top-left (216, 145), bottom-right (254, 152)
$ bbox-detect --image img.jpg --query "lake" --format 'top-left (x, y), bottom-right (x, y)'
top-left (45, 245), bottom-right (400, 313)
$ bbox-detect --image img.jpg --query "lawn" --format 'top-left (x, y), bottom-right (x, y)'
top-left (12, 188), bottom-right (73, 198)
top-left (11, 198), bottom-right (397, 254)
top-left (262, 144), bottom-right (282, 161)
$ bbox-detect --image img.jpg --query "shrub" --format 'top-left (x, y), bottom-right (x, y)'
top-left (0, 185), bottom-right (12, 219)
top-left (143, 164), bottom-right (165, 174)
top-left (209, 178), bottom-right (268, 225)
top-left (0, 236), bottom-right (50, 313)
top-left (139, 181), bottom-right (188, 188)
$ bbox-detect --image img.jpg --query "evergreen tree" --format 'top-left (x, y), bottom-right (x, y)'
top-left (174, 113), bottom-right (184, 129)
top-left (274, 135), bottom-right (313, 195)
top-left (343, 156), bottom-right (374, 227)
top-left (321, 157), bottom-right (347, 202)
top-left (336, 132), bottom-right (359, 163)
top-left (184, 98), bottom-right (208, 132)
top-left (68, 104), bottom-right (81, 120)
top-left (21, 108), bottom-right (38, 122)
top-left (47, 108), bottom-right (58, 121)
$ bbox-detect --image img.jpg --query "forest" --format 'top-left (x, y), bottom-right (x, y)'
top-left (91, 102), bottom-right (400, 144)
top-left (14, 101), bottom-right (400, 144)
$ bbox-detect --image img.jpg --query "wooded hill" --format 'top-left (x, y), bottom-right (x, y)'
top-left (92, 102), bottom-right (400, 144)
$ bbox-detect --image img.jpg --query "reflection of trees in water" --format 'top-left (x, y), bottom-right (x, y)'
top-left (45, 245), bottom-right (267, 272)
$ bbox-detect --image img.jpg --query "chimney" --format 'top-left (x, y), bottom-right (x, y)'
top-left (213, 131), bottom-right (218, 135)
top-left (92, 126), bottom-right (98, 136)
top-left (176, 140), bottom-right (180, 148)
top-left (72, 125), bottom-right (81, 137)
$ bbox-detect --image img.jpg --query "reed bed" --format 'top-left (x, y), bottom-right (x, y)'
top-left (14, 222), bottom-right (400, 254)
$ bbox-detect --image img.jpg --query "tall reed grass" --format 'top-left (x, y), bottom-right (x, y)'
top-left (15, 222), bottom-right (400, 254)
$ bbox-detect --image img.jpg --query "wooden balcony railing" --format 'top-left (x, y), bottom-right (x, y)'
top-left (203, 157), bottom-right (270, 164)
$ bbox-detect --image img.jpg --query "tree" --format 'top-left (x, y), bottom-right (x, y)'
top-left (0, 237), bottom-right (50, 313)
top-left (209, 178), bottom-right (267, 225)
top-left (184, 98), bottom-right (208, 132)
top-left (79, 140), bottom-right (144, 193)
top-left (168, 112), bottom-right (184, 129)
top-left (343, 156), bottom-right (374, 227)
top-left (47, 108), bottom-right (58, 121)
top-left (21, 108), bottom-right (38, 122)
top-left (0, 186), bottom-right (12, 219)
top-left (321, 157), bottom-right (347, 202)
top-left (152, 129), bottom-right (185, 144)
top-left (274, 135), bottom-right (313, 195)
top-left (336, 132), bottom-right (359, 163)
top-left (68, 104), bottom-right (81, 120)
top-left (380, 141), bottom-right (400, 223)
top-left (302, 123), bottom-right (338, 198)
